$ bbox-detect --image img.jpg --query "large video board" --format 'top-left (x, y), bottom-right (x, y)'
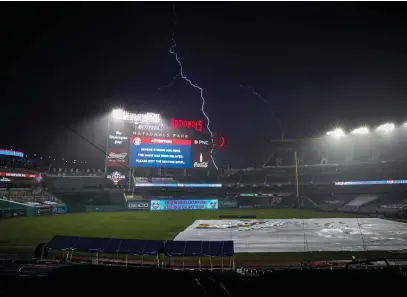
top-left (106, 111), bottom-right (211, 169)
top-left (129, 137), bottom-right (192, 168)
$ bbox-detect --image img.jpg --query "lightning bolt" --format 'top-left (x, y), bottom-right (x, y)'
top-left (240, 85), bottom-right (285, 140)
top-left (158, 5), bottom-right (218, 170)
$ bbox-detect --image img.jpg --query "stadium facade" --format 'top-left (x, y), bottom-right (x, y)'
top-left (2, 114), bottom-right (407, 219)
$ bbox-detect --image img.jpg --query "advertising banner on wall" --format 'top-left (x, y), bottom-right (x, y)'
top-left (127, 200), bottom-right (150, 210)
top-left (52, 205), bottom-right (68, 214)
top-left (150, 199), bottom-right (218, 211)
top-left (219, 200), bottom-right (238, 209)
top-left (106, 148), bottom-right (128, 168)
top-left (35, 206), bottom-right (52, 216)
top-left (107, 171), bottom-right (126, 185)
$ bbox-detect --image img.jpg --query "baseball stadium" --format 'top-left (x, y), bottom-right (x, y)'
top-left (2, 110), bottom-right (407, 275)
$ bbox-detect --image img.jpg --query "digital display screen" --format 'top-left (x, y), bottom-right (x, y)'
top-left (129, 137), bottom-right (192, 168)
top-left (0, 149), bottom-right (24, 158)
top-left (335, 180), bottom-right (407, 186)
top-left (150, 199), bottom-right (218, 211)
top-left (134, 183), bottom-right (222, 188)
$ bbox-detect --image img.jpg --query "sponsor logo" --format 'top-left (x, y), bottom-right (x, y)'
top-left (128, 202), bottom-right (149, 209)
top-left (113, 111), bottom-right (162, 124)
top-left (136, 124), bottom-right (162, 131)
top-left (133, 137), bottom-right (142, 145)
top-left (194, 140), bottom-right (209, 145)
top-left (36, 207), bottom-right (51, 215)
top-left (132, 131), bottom-right (189, 139)
top-left (219, 201), bottom-right (238, 208)
top-left (107, 171), bottom-right (125, 184)
top-left (133, 113), bottom-right (161, 124)
top-left (52, 206), bottom-right (67, 214)
top-left (152, 202), bottom-right (160, 210)
top-left (193, 153), bottom-right (208, 168)
top-left (108, 152), bottom-right (127, 160)
top-left (0, 172), bottom-right (40, 179)
top-left (107, 149), bottom-right (128, 167)
top-left (170, 118), bottom-right (203, 132)
top-left (196, 220), bottom-right (266, 229)
top-left (109, 135), bottom-right (128, 145)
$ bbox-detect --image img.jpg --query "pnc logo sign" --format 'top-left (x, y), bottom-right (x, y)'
top-left (194, 140), bottom-right (209, 145)
top-left (170, 118), bottom-right (203, 132)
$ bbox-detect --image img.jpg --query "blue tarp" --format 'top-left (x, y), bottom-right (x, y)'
top-left (165, 240), bottom-right (234, 257)
top-left (46, 236), bottom-right (235, 257)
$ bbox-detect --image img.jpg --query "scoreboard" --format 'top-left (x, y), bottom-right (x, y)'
top-left (106, 112), bottom-right (211, 170)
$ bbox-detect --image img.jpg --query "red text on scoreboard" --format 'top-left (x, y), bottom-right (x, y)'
top-left (169, 118), bottom-right (203, 132)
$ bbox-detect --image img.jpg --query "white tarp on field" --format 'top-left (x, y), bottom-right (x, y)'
top-left (174, 218), bottom-right (407, 253)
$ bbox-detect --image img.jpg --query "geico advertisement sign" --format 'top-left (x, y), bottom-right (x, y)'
top-left (219, 201), bottom-right (238, 208)
top-left (128, 202), bottom-right (150, 209)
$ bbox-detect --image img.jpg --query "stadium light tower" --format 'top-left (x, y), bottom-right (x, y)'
top-left (326, 128), bottom-right (346, 138)
top-left (376, 122), bottom-right (395, 133)
top-left (351, 126), bottom-right (369, 135)
top-left (111, 109), bottom-right (126, 120)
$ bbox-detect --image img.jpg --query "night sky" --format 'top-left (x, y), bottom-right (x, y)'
top-left (1, 2), bottom-right (406, 168)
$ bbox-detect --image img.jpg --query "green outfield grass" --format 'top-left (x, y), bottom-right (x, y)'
top-left (0, 209), bottom-right (402, 261)
top-left (0, 209), bottom-right (356, 247)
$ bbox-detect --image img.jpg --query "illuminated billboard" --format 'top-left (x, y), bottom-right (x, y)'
top-left (106, 109), bottom-right (211, 169)
top-left (150, 199), bottom-right (218, 211)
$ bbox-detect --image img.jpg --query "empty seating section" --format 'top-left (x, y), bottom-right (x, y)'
top-left (46, 235), bottom-right (234, 258)
top-left (6, 188), bottom-right (63, 205)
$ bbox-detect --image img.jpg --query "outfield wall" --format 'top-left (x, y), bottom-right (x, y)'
top-left (0, 199), bottom-right (68, 217)
top-left (0, 199), bottom-right (33, 217)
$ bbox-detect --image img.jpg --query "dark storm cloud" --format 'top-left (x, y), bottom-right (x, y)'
top-left (1, 2), bottom-right (406, 167)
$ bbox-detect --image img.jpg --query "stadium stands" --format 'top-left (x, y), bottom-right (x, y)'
top-left (4, 188), bottom-right (63, 206)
